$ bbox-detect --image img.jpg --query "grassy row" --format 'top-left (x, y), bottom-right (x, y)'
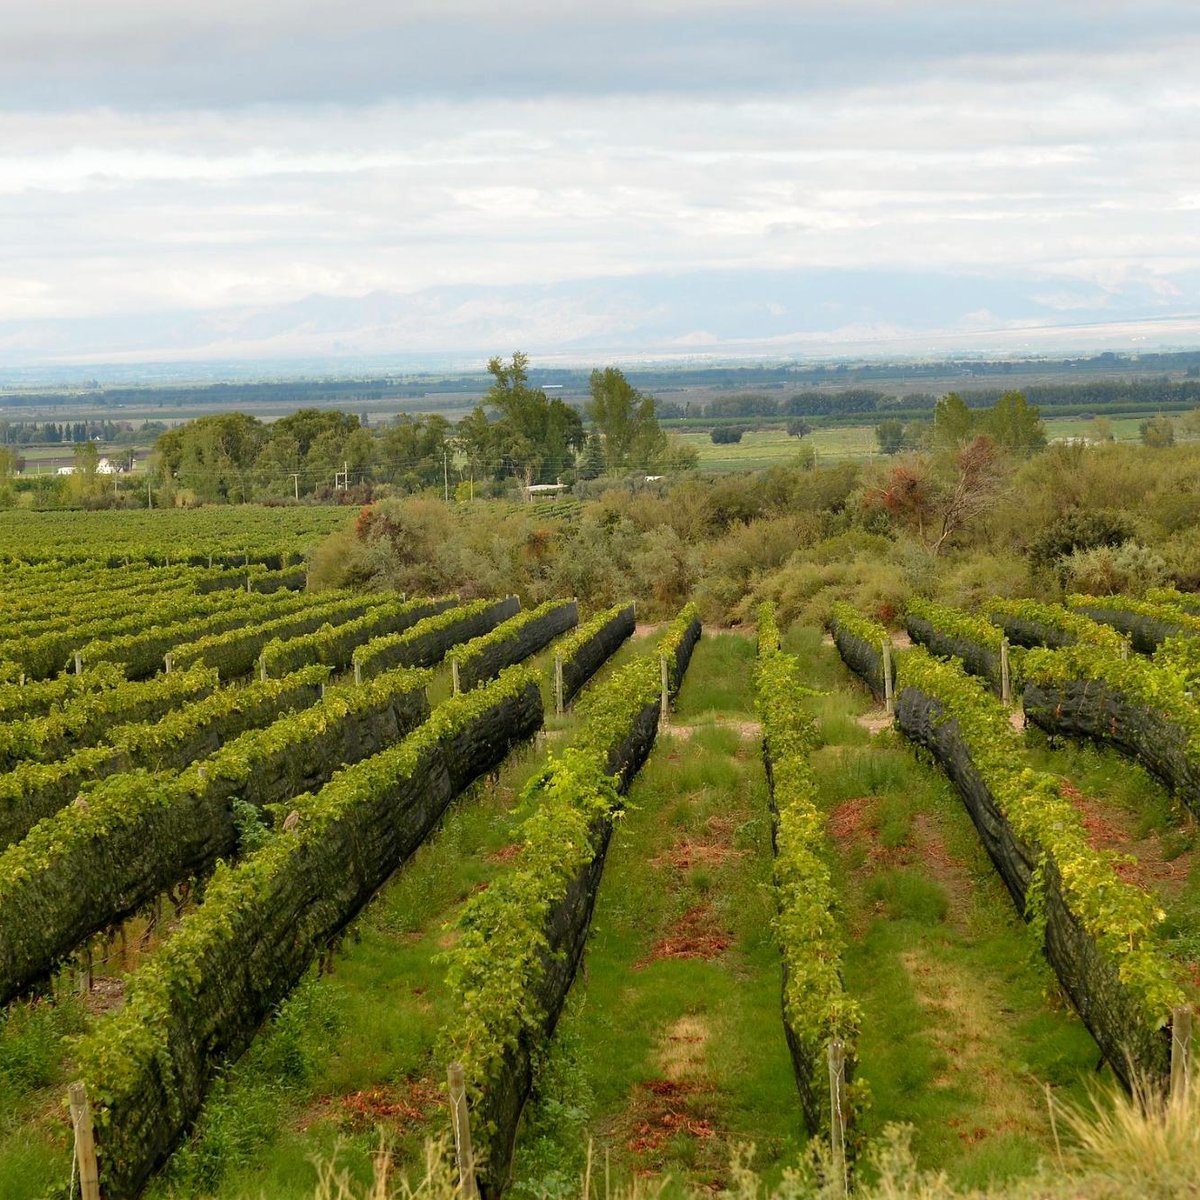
top-left (443, 603), bottom-right (699, 1098)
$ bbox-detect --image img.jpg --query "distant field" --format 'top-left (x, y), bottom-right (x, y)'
top-left (680, 415), bottom-right (1155, 472)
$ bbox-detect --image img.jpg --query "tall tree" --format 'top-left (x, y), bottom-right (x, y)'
top-left (483, 352), bottom-right (584, 484)
top-left (587, 366), bottom-right (667, 473)
top-left (984, 391), bottom-right (1045, 455)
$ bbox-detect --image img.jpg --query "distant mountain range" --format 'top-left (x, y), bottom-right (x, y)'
top-left (2, 267), bottom-right (1199, 379)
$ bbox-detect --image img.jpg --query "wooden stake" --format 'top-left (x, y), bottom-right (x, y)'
top-left (452, 659), bottom-right (461, 696)
top-left (660, 654), bottom-right (670, 725)
top-left (447, 1063), bottom-right (479, 1200)
top-left (74, 650), bottom-right (83, 677)
top-left (163, 652), bottom-right (173, 674)
top-left (259, 656), bottom-right (268, 683)
top-left (1171, 1005), bottom-right (1192, 1100)
top-left (68, 1081), bottom-right (101, 1200)
top-left (827, 1038), bottom-right (848, 1198)
top-left (1000, 637), bottom-right (1012, 705)
top-left (555, 655), bottom-right (565, 716)
top-left (882, 637), bottom-right (894, 717)
top-left (354, 660), bottom-right (362, 686)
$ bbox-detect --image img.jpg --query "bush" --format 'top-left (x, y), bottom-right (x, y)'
top-left (1063, 541), bottom-right (1170, 597)
top-left (710, 426), bottom-right (747, 444)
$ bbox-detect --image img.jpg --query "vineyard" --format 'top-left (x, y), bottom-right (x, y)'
top-left (1, 510), bottom-right (1198, 1200)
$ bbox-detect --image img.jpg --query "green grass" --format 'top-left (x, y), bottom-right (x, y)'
top-left (519, 635), bottom-right (804, 1195)
top-left (788, 634), bottom-right (1106, 1191)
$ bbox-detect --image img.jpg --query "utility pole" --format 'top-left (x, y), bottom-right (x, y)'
top-left (289, 472), bottom-right (300, 501)
top-left (443, 450), bottom-right (449, 502)
top-left (147, 475), bottom-right (152, 509)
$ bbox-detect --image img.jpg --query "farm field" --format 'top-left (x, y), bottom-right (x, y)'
top-left (677, 416), bottom-right (1151, 472)
top-left (1, 505), bottom-right (1199, 1200)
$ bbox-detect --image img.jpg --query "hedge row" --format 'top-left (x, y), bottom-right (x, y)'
top-left (0, 662), bottom-right (127, 723)
top-left (906, 597), bottom-right (1018, 697)
top-left (169, 592), bottom-right (382, 678)
top-left (352, 597), bottom-right (521, 680)
top-left (260, 595), bottom-right (456, 678)
top-left (828, 602), bottom-right (890, 695)
top-left (0, 667), bottom-right (431, 1005)
top-left (1067, 594), bottom-right (1200, 655)
top-left (452, 599), bottom-right (579, 692)
top-left (987, 597), bottom-right (1127, 653)
top-left (755, 603), bottom-right (861, 1139)
top-left (0, 666), bottom-right (329, 851)
top-left (79, 589), bottom-right (323, 681)
top-left (896, 647), bottom-right (1181, 1090)
top-left (1146, 587), bottom-right (1200, 616)
top-left (1023, 643), bottom-right (1200, 819)
top-left (443, 603), bottom-right (700, 1198)
top-left (76, 667), bottom-right (543, 1200)
top-left (7, 585), bottom-right (297, 680)
top-left (556, 603), bottom-right (636, 707)
top-left (0, 663), bottom-right (218, 772)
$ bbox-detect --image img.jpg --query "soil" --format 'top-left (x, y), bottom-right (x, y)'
top-left (856, 708), bottom-right (894, 735)
top-left (1057, 780), bottom-right (1196, 896)
top-left (651, 816), bottom-right (744, 871)
top-left (638, 904), bottom-right (733, 966)
top-left (298, 1079), bottom-right (443, 1134)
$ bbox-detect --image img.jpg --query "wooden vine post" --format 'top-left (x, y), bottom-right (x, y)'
top-left (826, 1038), bottom-right (848, 1198)
top-left (660, 654), bottom-right (670, 726)
top-left (446, 1062), bottom-right (479, 1200)
top-left (554, 654), bottom-right (565, 716)
top-left (354, 660), bottom-right (363, 686)
top-left (452, 658), bottom-right (461, 696)
top-left (163, 652), bottom-right (174, 675)
top-left (1000, 637), bottom-right (1012, 705)
top-left (74, 650), bottom-right (83, 677)
top-left (881, 636), bottom-right (894, 718)
top-left (68, 1080), bottom-right (101, 1200)
top-left (1171, 1005), bottom-right (1193, 1101)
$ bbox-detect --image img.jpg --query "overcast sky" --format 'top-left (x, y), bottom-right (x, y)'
top-left (2, 0), bottom-right (1198, 370)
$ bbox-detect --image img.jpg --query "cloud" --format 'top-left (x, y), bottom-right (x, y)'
top-left (0, 2), bottom-right (1198, 366)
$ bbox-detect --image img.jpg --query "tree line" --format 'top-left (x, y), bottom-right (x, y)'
top-left (150, 356), bottom-right (695, 504)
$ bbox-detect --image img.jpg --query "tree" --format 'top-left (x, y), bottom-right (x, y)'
top-left (874, 419), bottom-right (905, 455)
top-left (983, 391), bottom-right (1045, 455)
top-left (1141, 415), bottom-right (1175, 448)
top-left (483, 352), bottom-right (584, 484)
top-left (865, 436), bottom-right (1005, 555)
top-left (711, 427), bottom-right (746, 444)
top-left (587, 367), bottom-right (665, 473)
top-left (786, 419), bottom-right (812, 438)
top-left (932, 392), bottom-right (974, 448)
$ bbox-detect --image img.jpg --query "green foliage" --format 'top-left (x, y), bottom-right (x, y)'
top-left (441, 604), bottom-right (698, 1100)
top-left (351, 598), bottom-right (515, 679)
top-left (875, 419), bottom-right (905, 455)
top-left (987, 597), bottom-right (1127, 652)
top-left (1063, 543), bottom-right (1170, 597)
top-left (260, 595), bottom-right (452, 677)
top-left (981, 391), bottom-right (1046, 455)
top-left (1027, 509), bottom-right (1135, 578)
top-left (0, 661), bottom-right (218, 769)
top-left (903, 646), bottom-right (1184, 1026)
top-left (754, 603), bottom-right (862, 1134)
top-left (1066, 592), bottom-right (1200, 632)
top-left (907, 598), bottom-right (1006, 654)
top-left (586, 367), bottom-right (666, 473)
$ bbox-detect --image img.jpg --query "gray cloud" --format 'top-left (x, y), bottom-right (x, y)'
top-left (1, 1), bottom-right (1198, 365)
